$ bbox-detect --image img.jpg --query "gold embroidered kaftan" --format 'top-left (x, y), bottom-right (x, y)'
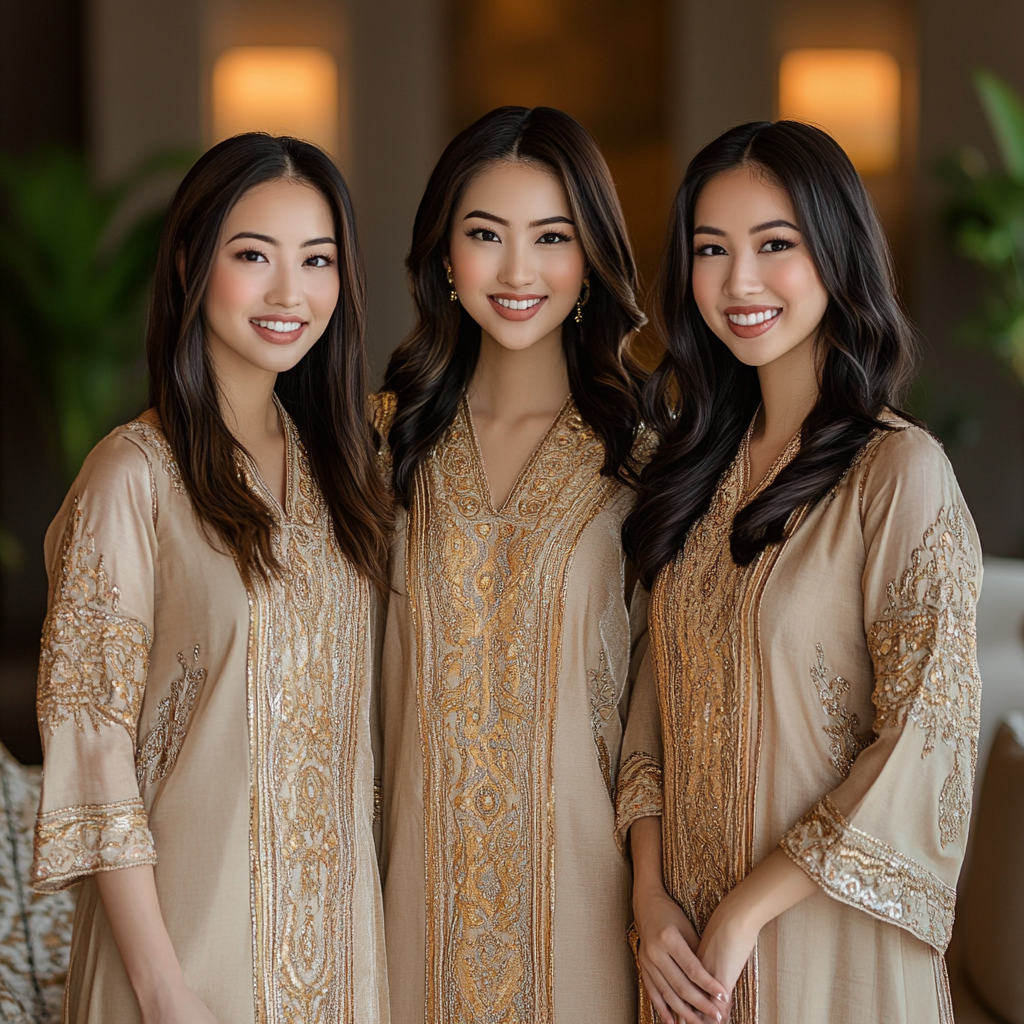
top-left (32, 409), bottom-right (389, 1024)
top-left (379, 395), bottom-right (648, 1024)
top-left (617, 420), bottom-right (982, 1024)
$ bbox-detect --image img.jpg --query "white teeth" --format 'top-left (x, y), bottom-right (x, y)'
top-left (727, 309), bottom-right (779, 326)
top-left (253, 319), bottom-right (303, 332)
top-left (495, 296), bottom-right (542, 310)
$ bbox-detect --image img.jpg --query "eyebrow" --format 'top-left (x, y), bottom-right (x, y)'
top-left (462, 210), bottom-right (575, 228)
top-left (226, 232), bottom-right (337, 246)
top-left (692, 219), bottom-right (800, 237)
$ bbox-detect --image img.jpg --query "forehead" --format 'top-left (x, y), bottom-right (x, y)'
top-left (457, 160), bottom-right (570, 217)
top-left (694, 165), bottom-right (797, 231)
top-left (222, 177), bottom-right (333, 230)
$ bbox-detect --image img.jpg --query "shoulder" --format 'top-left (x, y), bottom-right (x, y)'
top-left (75, 421), bottom-right (161, 493)
top-left (856, 421), bottom-right (957, 501)
top-left (369, 391), bottom-right (397, 441)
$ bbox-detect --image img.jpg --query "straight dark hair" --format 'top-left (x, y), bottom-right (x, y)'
top-left (383, 106), bottom-right (647, 504)
top-left (623, 120), bottom-right (919, 589)
top-left (147, 132), bottom-right (392, 590)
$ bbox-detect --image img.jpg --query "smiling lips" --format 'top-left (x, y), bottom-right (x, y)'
top-left (723, 305), bottom-right (781, 338)
top-left (489, 293), bottom-right (546, 322)
top-left (249, 317), bottom-right (307, 344)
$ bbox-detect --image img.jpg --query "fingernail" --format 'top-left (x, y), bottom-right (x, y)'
top-left (717, 992), bottom-right (727, 1001)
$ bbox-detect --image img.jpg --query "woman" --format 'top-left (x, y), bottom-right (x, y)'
top-left (619, 121), bottom-right (982, 1024)
top-left (378, 106), bottom-right (649, 1024)
top-left (31, 134), bottom-right (392, 1024)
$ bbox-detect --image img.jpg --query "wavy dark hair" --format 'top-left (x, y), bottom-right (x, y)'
top-left (623, 120), bottom-right (919, 589)
top-left (383, 105), bottom-right (647, 504)
top-left (147, 132), bottom-right (392, 590)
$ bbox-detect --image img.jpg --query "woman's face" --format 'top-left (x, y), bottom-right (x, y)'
top-left (690, 165), bottom-right (829, 369)
top-left (203, 177), bottom-right (340, 381)
top-left (447, 160), bottom-right (586, 353)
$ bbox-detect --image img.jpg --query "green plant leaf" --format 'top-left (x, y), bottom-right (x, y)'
top-left (973, 69), bottom-right (1024, 180)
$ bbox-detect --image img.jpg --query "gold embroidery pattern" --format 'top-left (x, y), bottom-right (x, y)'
top-left (37, 500), bottom-right (152, 740)
top-left (780, 795), bottom-right (956, 951)
top-left (124, 420), bottom-right (187, 495)
top-left (867, 504), bottom-right (982, 847)
top-left (31, 798), bottom-right (156, 893)
top-left (246, 412), bottom-right (368, 1023)
top-left (136, 646), bottom-right (207, 788)
top-left (408, 398), bottom-right (619, 1024)
top-left (652, 425), bottom-right (802, 1023)
top-left (811, 644), bottom-right (869, 778)
top-left (614, 752), bottom-right (663, 852)
top-left (589, 651), bottom-right (618, 796)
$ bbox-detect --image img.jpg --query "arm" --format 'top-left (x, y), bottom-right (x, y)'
top-left (96, 867), bottom-right (218, 1023)
top-left (694, 849), bottom-right (817, 1001)
top-left (631, 816), bottom-right (728, 1024)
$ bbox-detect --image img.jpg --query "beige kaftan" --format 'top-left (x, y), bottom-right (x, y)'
top-left (617, 419), bottom-right (983, 1024)
top-left (379, 395), bottom-right (647, 1024)
top-left (31, 407), bottom-right (389, 1024)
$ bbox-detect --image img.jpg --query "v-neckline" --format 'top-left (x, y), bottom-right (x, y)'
top-left (738, 411), bottom-right (801, 505)
top-left (461, 394), bottom-right (572, 516)
top-left (238, 395), bottom-right (295, 521)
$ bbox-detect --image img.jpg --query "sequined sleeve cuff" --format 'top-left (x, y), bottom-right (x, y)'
top-left (780, 795), bottom-right (956, 951)
top-left (32, 797), bottom-right (157, 893)
top-left (615, 752), bottom-right (663, 853)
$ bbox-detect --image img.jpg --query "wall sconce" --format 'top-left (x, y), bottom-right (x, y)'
top-left (778, 49), bottom-right (901, 175)
top-left (212, 47), bottom-right (338, 155)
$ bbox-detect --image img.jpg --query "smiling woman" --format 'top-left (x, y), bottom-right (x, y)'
top-left (378, 106), bottom-right (653, 1024)
top-left (30, 134), bottom-right (392, 1024)
top-left (620, 122), bottom-right (982, 1024)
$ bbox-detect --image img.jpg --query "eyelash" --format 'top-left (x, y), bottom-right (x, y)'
top-left (234, 248), bottom-right (335, 267)
top-left (692, 236), bottom-right (796, 257)
top-left (463, 228), bottom-right (575, 244)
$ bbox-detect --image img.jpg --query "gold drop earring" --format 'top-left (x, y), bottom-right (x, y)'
top-left (446, 265), bottom-right (458, 303)
top-left (575, 278), bottom-right (591, 323)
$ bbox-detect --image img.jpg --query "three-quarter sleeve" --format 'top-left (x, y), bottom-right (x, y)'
top-left (614, 638), bottom-right (664, 852)
top-left (780, 427), bottom-right (983, 953)
top-left (32, 435), bottom-right (158, 892)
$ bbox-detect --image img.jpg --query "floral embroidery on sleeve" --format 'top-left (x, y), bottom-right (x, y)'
top-left (866, 504), bottom-right (982, 846)
top-left (32, 798), bottom-right (156, 893)
top-left (811, 644), bottom-right (869, 778)
top-left (781, 796), bottom-right (956, 951)
top-left (37, 499), bottom-right (152, 741)
top-left (614, 751), bottom-right (663, 852)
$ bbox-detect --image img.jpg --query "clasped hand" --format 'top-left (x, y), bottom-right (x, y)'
top-left (634, 885), bottom-right (757, 1024)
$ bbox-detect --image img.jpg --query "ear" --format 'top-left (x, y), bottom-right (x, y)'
top-left (175, 245), bottom-right (187, 292)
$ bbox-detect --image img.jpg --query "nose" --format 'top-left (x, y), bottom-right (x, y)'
top-left (723, 248), bottom-right (764, 300)
top-left (265, 259), bottom-right (303, 310)
top-left (497, 236), bottom-right (536, 290)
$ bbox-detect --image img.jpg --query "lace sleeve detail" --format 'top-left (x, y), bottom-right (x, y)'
top-left (615, 751), bottom-right (663, 852)
top-left (781, 795), bottom-right (956, 951)
top-left (32, 798), bottom-right (157, 893)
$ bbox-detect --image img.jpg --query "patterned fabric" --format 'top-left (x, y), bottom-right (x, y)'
top-left (0, 744), bottom-right (74, 1023)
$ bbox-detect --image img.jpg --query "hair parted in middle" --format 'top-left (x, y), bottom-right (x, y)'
top-left (383, 105), bottom-right (648, 505)
top-left (623, 120), bottom-right (920, 590)
top-left (147, 132), bottom-right (393, 591)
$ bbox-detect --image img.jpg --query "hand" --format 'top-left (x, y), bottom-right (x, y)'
top-left (695, 901), bottom-right (759, 1019)
top-left (634, 884), bottom-right (729, 1024)
top-left (140, 981), bottom-right (220, 1024)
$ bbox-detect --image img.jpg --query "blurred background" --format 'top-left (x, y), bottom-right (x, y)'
top-left (0, 0), bottom-right (1023, 1018)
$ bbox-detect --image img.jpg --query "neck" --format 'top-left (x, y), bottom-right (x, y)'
top-left (467, 326), bottom-right (570, 419)
top-left (754, 334), bottom-right (819, 443)
top-left (210, 351), bottom-right (280, 447)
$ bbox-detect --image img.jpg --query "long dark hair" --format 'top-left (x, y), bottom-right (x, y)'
top-left (623, 121), bottom-right (919, 589)
top-left (383, 106), bottom-right (647, 504)
top-left (147, 132), bottom-right (392, 590)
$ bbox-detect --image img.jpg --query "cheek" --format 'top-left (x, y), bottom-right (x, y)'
top-left (543, 249), bottom-right (585, 295)
top-left (770, 259), bottom-right (828, 315)
top-left (449, 237), bottom-right (494, 288)
top-left (205, 260), bottom-right (262, 321)
top-left (308, 270), bottom-right (341, 320)
top-left (690, 261), bottom-right (720, 319)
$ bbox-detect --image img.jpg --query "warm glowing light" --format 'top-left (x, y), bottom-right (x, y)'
top-left (212, 47), bottom-right (338, 154)
top-left (779, 49), bottom-right (901, 175)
